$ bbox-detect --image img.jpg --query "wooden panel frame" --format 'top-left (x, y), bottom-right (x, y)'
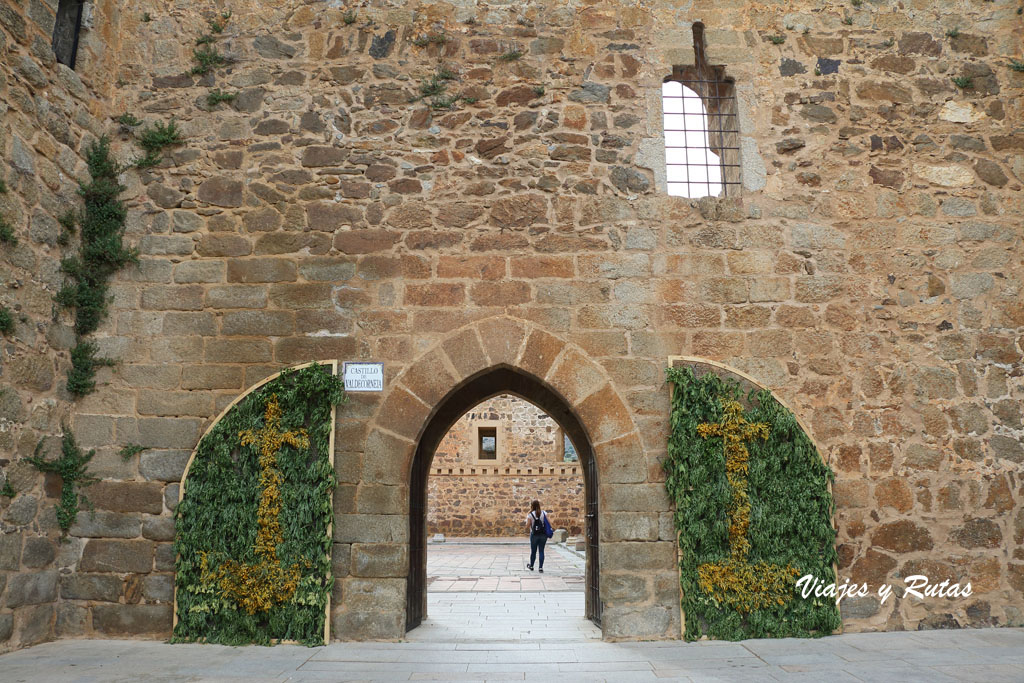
top-left (173, 360), bottom-right (338, 646)
top-left (666, 356), bottom-right (841, 638)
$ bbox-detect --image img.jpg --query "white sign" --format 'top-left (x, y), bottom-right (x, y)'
top-left (343, 362), bottom-right (384, 392)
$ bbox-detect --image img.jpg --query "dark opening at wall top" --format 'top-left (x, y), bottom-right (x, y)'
top-left (53, 0), bottom-right (85, 69)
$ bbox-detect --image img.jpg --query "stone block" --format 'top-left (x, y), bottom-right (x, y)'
top-left (331, 609), bottom-right (403, 640)
top-left (88, 482), bottom-right (164, 514)
top-left (142, 516), bottom-right (176, 542)
top-left (601, 513), bottom-right (660, 542)
top-left (141, 285), bottom-right (205, 311)
top-left (360, 432), bottom-right (411, 486)
top-left (137, 390), bottom-right (213, 418)
top-left (871, 520), bottom-right (933, 553)
top-left (601, 542), bottom-right (676, 572)
top-left (91, 604), bottom-right (172, 635)
top-left (4, 494), bottom-right (38, 525)
top-left (602, 605), bottom-right (673, 639)
top-left (205, 339), bottom-right (273, 363)
top-left (356, 484), bottom-right (406, 514)
top-left (273, 336), bottom-right (356, 364)
top-left (142, 574), bottom-right (174, 602)
top-left (350, 543), bottom-right (408, 578)
top-left (340, 577), bottom-right (406, 612)
top-left (222, 310), bottom-right (295, 336)
top-left (7, 570), bottom-right (58, 607)
top-left (476, 317), bottom-right (527, 366)
top-left (56, 602), bottom-right (89, 637)
top-left (547, 348), bottom-right (606, 404)
top-left (518, 329), bottom-right (566, 380)
top-left (139, 450), bottom-right (191, 482)
top-left (197, 177), bottom-right (244, 207)
top-left (334, 515), bottom-right (408, 544)
top-left (21, 536), bottom-right (56, 568)
top-left (61, 574), bottom-right (123, 602)
top-left (226, 258), bottom-right (297, 283)
top-left (950, 518), bottom-right (1002, 549)
top-left (576, 384), bottom-right (634, 445)
top-left (0, 532), bottom-right (22, 570)
top-left (205, 285), bottom-right (268, 309)
top-left (154, 543), bottom-right (176, 572)
top-left (373, 388), bottom-right (429, 442)
top-left (602, 573), bottom-right (650, 602)
top-left (80, 540), bottom-right (154, 573)
top-left (603, 484), bottom-right (670, 512)
top-left (400, 348), bottom-right (457, 407)
top-left (441, 328), bottom-right (490, 380)
top-left (14, 604), bottom-right (53, 646)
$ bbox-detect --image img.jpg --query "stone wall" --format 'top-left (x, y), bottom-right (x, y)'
top-left (427, 394), bottom-right (585, 536)
top-left (0, 0), bottom-right (138, 654)
top-left (0, 0), bottom-right (1020, 648)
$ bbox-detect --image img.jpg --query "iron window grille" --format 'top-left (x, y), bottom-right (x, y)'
top-left (662, 23), bottom-right (741, 199)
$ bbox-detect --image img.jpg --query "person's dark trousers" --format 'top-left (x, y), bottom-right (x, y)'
top-left (529, 532), bottom-right (547, 569)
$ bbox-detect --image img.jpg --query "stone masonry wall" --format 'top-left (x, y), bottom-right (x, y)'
top-left (0, 0), bottom-right (1021, 646)
top-left (427, 394), bottom-right (585, 536)
top-left (0, 0), bottom-right (137, 654)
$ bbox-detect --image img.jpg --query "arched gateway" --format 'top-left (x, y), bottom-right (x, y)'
top-left (407, 365), bottom-right (601, 630)
top-left (357, 316), bottom-right (654, 638)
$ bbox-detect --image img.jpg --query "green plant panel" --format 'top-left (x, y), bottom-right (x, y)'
top-left (174, 363), bottom-right (344, 646)
top-left (665, 365), bottom-right (840, 640)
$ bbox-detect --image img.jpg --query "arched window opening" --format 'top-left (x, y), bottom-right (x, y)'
top-left (663, 23), bottom-right (741, 198)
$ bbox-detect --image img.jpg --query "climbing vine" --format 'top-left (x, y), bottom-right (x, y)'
top-left (26, 428), bottom-right (98, 538)
top-left (174, 363), bottom-right (344, 646)
top-left (56, 136), bottom-right (136, 397)
top-left (665, 366), bottom-right (840, 640)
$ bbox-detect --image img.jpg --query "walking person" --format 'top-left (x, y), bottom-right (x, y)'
top-left (526, 499), bottom-right (552, 573)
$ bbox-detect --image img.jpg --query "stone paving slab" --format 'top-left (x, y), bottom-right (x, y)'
top-left (427, 541), bottom-right (584, 592)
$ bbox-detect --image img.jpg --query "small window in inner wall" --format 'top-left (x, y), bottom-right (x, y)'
top-left (563, 435), bottom-right (578, 462)
top-left (478, 427), bottom-right (497, 460)
top-left (53, 0), bottom-right (85, 69)
top-left (663, 23), bottom-right (741, 199)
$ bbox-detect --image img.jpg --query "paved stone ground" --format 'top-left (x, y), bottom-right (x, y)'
top-left (2, 626), bottom-right (1023, 682)
top-left (427, 539), bottom-right (585, 592)
top-left (6, 542), bottom-right (1021, 681)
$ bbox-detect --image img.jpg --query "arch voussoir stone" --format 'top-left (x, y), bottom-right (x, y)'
top-left (440, 327), bottom-right (490, 380)
top-left (374, 385), bottom-right (431, 442)
top-left (519, 328), bottom-right (567, 379)
top-left (545, 346), bottom-right (607, 405)
top-left (577, 383), bottom-right (635, 446)
top-left (474, 317), bottom-right (528, 367)
top-left (362, 427), bottom-right (415, 486)
top-left (398, 347), bottom-right (460, 407)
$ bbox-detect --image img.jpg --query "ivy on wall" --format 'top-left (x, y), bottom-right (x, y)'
top-left (27, 428), bottom-right (98, 539)
top-left (56, 136), bottom-right (136, 396)
top-left (665, 366), bottom-right (840, 640)
top-left (174, 363), bottom-right (344, 646)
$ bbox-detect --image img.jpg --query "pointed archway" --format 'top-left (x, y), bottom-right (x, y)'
top-left (407, 365), bottom-right (601, 631)
top-left (346, 316), bottom-right (652, 641)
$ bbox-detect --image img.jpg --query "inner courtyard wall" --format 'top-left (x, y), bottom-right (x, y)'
top-left (0, 0), bottom-right (1021, 650)
top-left (427, 394), bottom-right (585, 536)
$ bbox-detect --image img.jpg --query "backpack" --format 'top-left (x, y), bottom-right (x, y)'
top-left (531, 511), bottom-right (545, 535)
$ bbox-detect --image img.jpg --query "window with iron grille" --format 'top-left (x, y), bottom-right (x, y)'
top-left (662, 23), bottom-right (741, 198)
